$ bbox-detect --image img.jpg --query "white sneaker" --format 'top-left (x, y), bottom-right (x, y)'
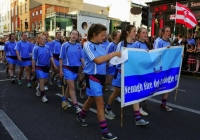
top-left (105, 109), bottom-right (116, 118)
top-left (44, 86), bottom-right (48, 91)
top-left (76, 107), bottom-right (81, 114)
top-left (140, 108), bottom-right (148, 116)
top-left (36, 89), bottom-right (41, 97)
top-left (42, 95), bottom-right (48, 103)
top-left (36, 83), bottom-right (39, 90)
top-left (66, 101), bottom-right (71, 107)
top-left (115, 97), bottom-right (121, 103)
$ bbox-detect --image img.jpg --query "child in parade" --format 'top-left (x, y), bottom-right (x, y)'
top-left (50, 32), bottom-right (62, 87)
top-left (156, 26), bottom-right (173, 111)
top-left (15, 32), bottom-right (32, 87)
top-left (32, 35), bottom-right (57, 102)
top-left (194, 38), bottom-right (200, 73)
top-left (134, 27), bottom-right (151, 116)
top-left (105, 31), bottom-right (121, 102)
top-left (77, 24), bottom-right (121, 140)
top-left (105, 25), bottom-right (149, 126)
top-left (59, 30), bottom-right (84, 113)
top-left (4, 33), bottom-right (17, 83)
top-left (187, 44), bottom-right (196, 72)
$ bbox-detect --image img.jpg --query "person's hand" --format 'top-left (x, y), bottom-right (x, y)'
top-left (167, 46), bottom-right (170, 48)
top-left (32, 68), bottom-right (35, 74)
top-left (18, 57), bottom-right (22, 61)
top-left (114, 52), bottom-right (121, 57)
top-left (59, 71), bottom-right (63, 78)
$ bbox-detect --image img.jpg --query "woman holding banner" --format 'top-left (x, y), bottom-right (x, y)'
top-left (105, 25), bottom-right (149, 126)
top-left (155, 26), bottom-right (173, 112)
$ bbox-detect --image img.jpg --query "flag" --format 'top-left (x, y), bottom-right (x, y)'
top-left (175, 2), bottom-right (198, 29)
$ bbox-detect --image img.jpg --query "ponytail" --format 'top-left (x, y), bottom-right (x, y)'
top-left (119, 25), bottom-right (135, 47)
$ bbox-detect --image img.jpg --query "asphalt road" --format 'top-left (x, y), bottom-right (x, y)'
top-left (0, 64), bottom-right (200, 140)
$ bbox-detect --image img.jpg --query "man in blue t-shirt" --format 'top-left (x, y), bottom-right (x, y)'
top-left (187, 33), bottom-right (195, 49)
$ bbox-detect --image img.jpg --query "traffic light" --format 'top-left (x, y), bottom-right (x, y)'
top-left (25, 22), bottom-right (28, 29)
top-left (141, 6), bottom-right (149, 26)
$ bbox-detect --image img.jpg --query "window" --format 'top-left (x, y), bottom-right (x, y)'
top-left (36, 11), bottom-right (38, 15)
top-left (32, 22), bottom-right (34, 31)
top-left (36, 21), bottom-right (38, 31)
top-left (15, 5), bottom-right (17, 15)
top-left (20, 2), bottom-right (22, 15)
top-left (32, 12), bottom-right (34, 16)
top-left (12, 22), bottom-right (14, 32)
top-left (40, 10), bottom-right (42, 14)
top-left (39, 20), bottom-right (42, 30)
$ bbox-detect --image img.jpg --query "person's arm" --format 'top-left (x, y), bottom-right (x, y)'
top-left (32, 59), bottom-right (36, 73)
top-left (15, 42), bottom-right (22, 61)
top-left (81, 58), bottom-right (84, 68)
top-left (93, 52), bottom-right (121, 64)
top-left (51, 57), bottom-right (57, 69)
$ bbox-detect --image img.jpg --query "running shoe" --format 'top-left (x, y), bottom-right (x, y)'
top-left (11, 78), bottom-right (15, 84)
top-left (140, 108), bottom-right (148, 116)
top-left (80, 89), bottom-right (85, 99)
top-left (44, 86), bottom-right (48, 91)
top-left (115, 97), bottom-right (121, 103)
top-left (42, 95), bottom-right (48, 103)
top-left (57, 81), bottom-right (62, 88)
top-left (18, 80), bottom-right (22, 85)
top-left (13, 75), bottom-right (17, 78)
top-left (49, 77), bottom-right (53, 85)
top-left (76, 107), bottom-right (81, 114)
top-left (135, 119), bottom-right (149, 125)
top-left (27, 83), bottom-right (32, 88)
top-left (160, 105), bottom-right (173, 112)
top-left (54, 74), bottom-right (58, 81)
top-left (36, 88), bottom-right (41, 96)
top-left (102, 133), bottom-right (117, 140)
top-left (66, 100), bottom-right (72, 107)
top-left (76, 116), bottom-right (88, 127)
top-left (105, 109), bottom-right (116, 118)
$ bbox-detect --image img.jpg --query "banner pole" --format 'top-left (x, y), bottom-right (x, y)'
top-left (121, 108), bottom-right (123, 127)
top-left (174, 88), bottom-right (178, 101)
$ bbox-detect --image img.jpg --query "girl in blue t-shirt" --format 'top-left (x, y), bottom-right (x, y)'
top-left (15, 32), bottom-right (32, 87)
top-left (4, 33), bottom-right (17, 83)
top-left (77, 24), bottom-right (121, 140)
top-left (105, 25), bottom-right (149, 126)
top-left (59, 30), bottom-right (84, 113)
top-left (105, 31), bottom-right (120, 91)
top-left (156, 26), bottom-right (173, 112)
top-left (32, 35), bottom-right (57, 103)
top-left (50, 32), bottom-right (62, 87)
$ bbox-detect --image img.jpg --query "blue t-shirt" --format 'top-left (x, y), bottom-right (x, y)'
top-left (134, 41), bottom-right (149, 50)
top-left (4, 41), bottom-right (17, 56)
top-left (15, 40), bottom-right (32, 58)
top-left (59, 42), bottom-right (83, 66)
top-left (50, 40), bottom-right (62, 54)
top-left (106, 42), bottom-right (117, 54)
top-left (157, 39), bottom-right (170, 48)
top-left (187, 38), bottom-right (195, 45)
top-left (45, 41), bottom-right (51, 49)
top-left (102, 41), bottom-right (110, 49)
top-left (154, 37), bottom-right (161, 49)
top-left (116, 41), bottom-right (135, 70)
top-left (83, 41), bottom-right (107, 75)
top-left (32, 45), bottom-right (52, 66)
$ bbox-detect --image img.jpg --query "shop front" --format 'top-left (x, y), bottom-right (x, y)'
top-left (147, 0), bottom-right (200, 37)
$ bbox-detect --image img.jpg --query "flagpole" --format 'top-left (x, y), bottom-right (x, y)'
top-left (174, 1), bottom-right (179, 101)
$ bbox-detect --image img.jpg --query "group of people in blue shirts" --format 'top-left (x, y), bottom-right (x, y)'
top-left (3, 24), bottom-right (174, 140)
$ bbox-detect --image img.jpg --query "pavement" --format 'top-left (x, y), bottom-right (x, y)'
top-left (0, 63), bottom-right (200, 140)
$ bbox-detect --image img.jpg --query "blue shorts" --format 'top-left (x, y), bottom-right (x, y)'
top-left (112, 70), bottom-right (121, 88)
top-left (85, 74), bottom-right (105, 97)
top-left (36, 69), bottom-right (49, 79)
top-left (17, 60), bottom-right (31, 67)
top-left (63, 68), bottom-right (78, 80)
top-left (54, 59), bottom-right (59, 67)
top-left (107, 66), bottom-right (116, 75)
top-left (6, 58), bottom-right (17, 65)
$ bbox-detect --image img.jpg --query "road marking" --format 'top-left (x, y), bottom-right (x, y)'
top-left (0, 78), bottom-right (25, 82)
top-left (55, 93), bottom-right (114, 120)
top-left (177, 89), bottom-right (186, 92)
top-left (148, 98), bottom-right (200, 115)
top-left (0, 110), bottom-right (28, 140)
top-left (0, 69), bottom-right (19, 73)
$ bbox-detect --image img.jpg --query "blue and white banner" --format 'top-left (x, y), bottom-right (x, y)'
top-left (121, 46), bottom-right (183, 107)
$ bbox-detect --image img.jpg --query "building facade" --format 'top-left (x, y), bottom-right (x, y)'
top-left (147, 0), bottom-right (200, 36)
top-left (0, 0), bottom-right (11, 35)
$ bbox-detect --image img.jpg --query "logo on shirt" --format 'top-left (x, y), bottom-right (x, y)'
top-left (153, 53), bottom-right (162, 73)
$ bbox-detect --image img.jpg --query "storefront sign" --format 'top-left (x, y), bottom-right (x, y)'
top-left (170, 14), bottom-right (175, 20)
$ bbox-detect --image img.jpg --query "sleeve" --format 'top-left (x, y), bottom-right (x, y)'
top-left (105, 43), bottom-right (112, 54)
top-left (116, 42), bottom-right (122, 52)
top-left (59, 44), bottom-right (65, 59)
top-left (134, 42), bottom-right (139, 48)
top-left (192, 39), bottom-right (196, 45)
top-left (50, 41), bottom-right (54, 53)
top-left (32, 47), bottom-right (37, 60)
top-left (83, 43), bottom-right (99, 61)
top-left (157, 41), bottom-right (162, 49)
top-left (14, 42), bottom-right (20, 51)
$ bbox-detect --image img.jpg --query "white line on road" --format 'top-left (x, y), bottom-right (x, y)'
top-left (0, 69), bottom-right (19, 73)
top-left (0, 109), bottom-right (28, 140)
top-left (0, 78), bottom-right (25, 82)
top-left (55, 93), bottom-right (114, 120)
top-left (148, 98), bottom-right (200, 115)
top-left (177, 89), bottom-right (186, 92)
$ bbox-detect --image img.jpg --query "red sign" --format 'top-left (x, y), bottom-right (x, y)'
top-left (154, 4), bottom-right (168, 13)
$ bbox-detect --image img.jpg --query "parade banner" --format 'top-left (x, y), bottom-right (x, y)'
top-left (121, 46), bottom-right (183, 107)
